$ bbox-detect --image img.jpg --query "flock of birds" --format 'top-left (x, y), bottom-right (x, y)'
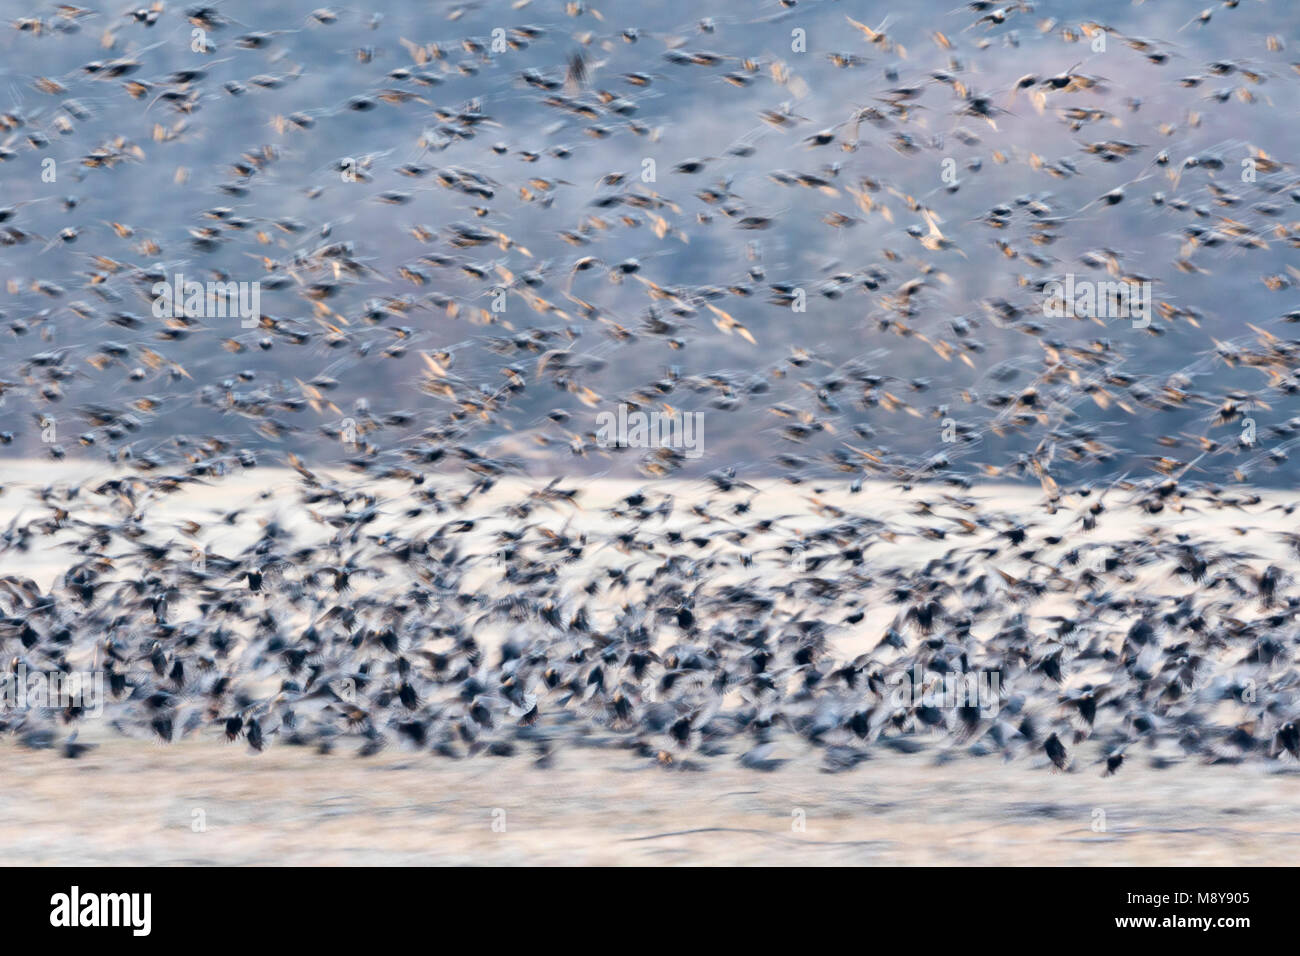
top-left (2, 0), bottom-right (1300, 776)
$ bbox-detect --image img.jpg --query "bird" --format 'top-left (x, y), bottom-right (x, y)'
top-left (0, 0), bottom-right (1294, 796)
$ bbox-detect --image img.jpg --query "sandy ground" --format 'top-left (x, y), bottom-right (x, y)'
top-left (4, 736), bottom-right (1299, 865)
top-left (1, 461), bottom-right (1298, 865)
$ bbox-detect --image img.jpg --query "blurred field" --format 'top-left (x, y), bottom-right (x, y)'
top-left (1, 462), bottom-right (1297, 865)
top-left (4, 736), bottom-right (1299, 865)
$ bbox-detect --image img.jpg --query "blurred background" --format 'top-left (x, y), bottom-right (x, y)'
top-left (0, 0), bottom-right (1295, 483)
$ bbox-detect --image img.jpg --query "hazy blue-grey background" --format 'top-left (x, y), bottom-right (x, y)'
top-left (0, 0), bottom-right (1297, 485)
